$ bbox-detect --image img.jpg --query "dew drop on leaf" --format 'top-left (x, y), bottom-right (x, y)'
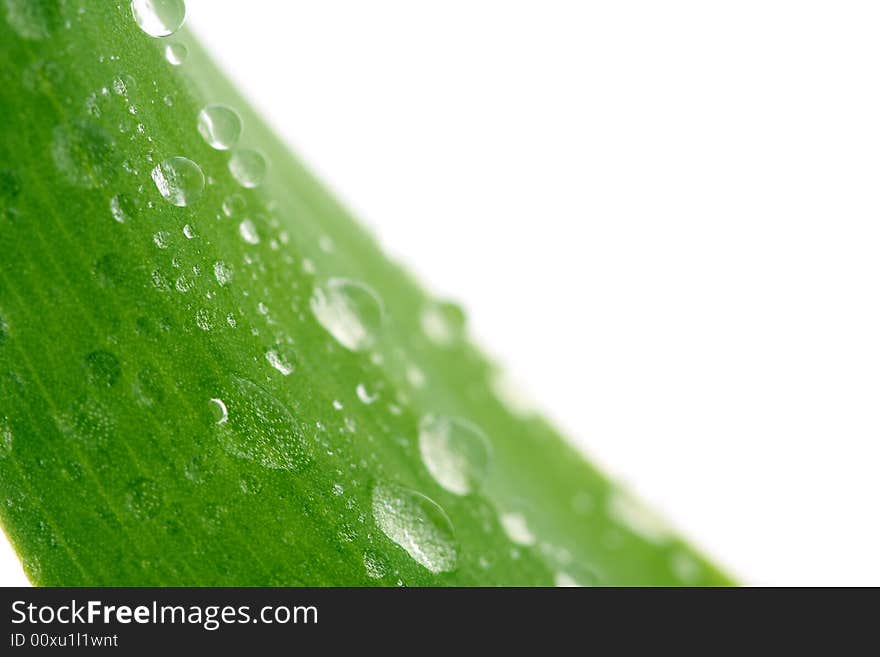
top-left (309, 278), bottom-right (384, 352)
top-left (51, 121), bottom-right (115, 189)
top-left (228, 149), bottom-right (266, 188)
top-left (164, 41), bottom-right (187, 65)
top-left (151, 156), bottom-right (204, 207)
top-left (197, 105), bottom-right (242, 151)
top-left (371, 482), bottom-right (458, 574)
top-left (183, 223), bottom-right (196, 239)
top-left (265, 346), bottom-right (294, 376)
top-left (499, 511), bottom-right (536, 546)
top-left (420, 301), bottom-right (466, 346)
top-left (85, 350), bottom-right (121, 388)
top-left (213, 260), bottom-right (232, 286)
top-left (418, 414), bottom-right (491, 496)
top-left (3, 0), bottom-right (62, 40)
top-left (356, 383), bottom-right (377, 404)
top-left (363, 551), bottom-right (387, 579)
top-left (0, 314), bottom-right (7, 347)
top-left (0, 421), bottom-right (13, 459)
top-left (109, 193), bottom-right (136, 223)
top-left (221, 193), bottom-right (245, 217)
top-left (213, 376), bottom-right (307, 471)
top-left (125, 478), bottom-right (162, 520)
top-left (238, 218), bottom-right (259, 244)
top-left (130, 0), bottom-right (186, 38)
top-left (195, 308), bottom-right (213, 331)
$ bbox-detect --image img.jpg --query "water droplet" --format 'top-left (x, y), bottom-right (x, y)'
top-left (174, 274), bottom-right (191, 292)
top-left (152, 231), bottom-right (169, 249)
top-left (52, 121), bottom-right (115, 189)
top-left (56, 399), bottom-right (114, 446)
top-left (228, 149), bottom-right (266, 188)
top-left (238, 218), bottom-right (259, 244)
top-left (85, 350), bottom-right (121, 388)
top-left (265, 346), bottom-right (294, 376)
top-left (213, 260), bottom-right (232, 286)
top-left (418, 414), bottom-right (491, 496)
top-left (406, 363), bottom-right (426, 389)
top-left (607, 488), bottom-right (672, 544)
top-left (332, 483), bottom-right (344, 496)
top-left (0, 314), bottom-right (8, 347)
top-left (0, 422), bottom-right (13, 459)
top-left (420, 301), bottom-right (466, 346)
top-left (363, 551), bottom-right (387, 579)
top-left (213, 376), bottom-right (307, 471)
top-left (151, 156), bottom-right (204, 207)
top-left (356, 383), bottom-right (378, 404)
top-left (3, 0), bottom-right (62, 40)
top-left (309, 278), bottom-right (384, 352)
top-left (130, 0), bottom-right (186, 38)
top-left (222, 194), bottom-right (245, 217)
top-left (182, 223), bottom-right (196, 239)
top-left (197, 105), bottom-right (241, 151)
top-left (125, 478), bottom-right (162, 519)
top-left (109, 193), bottom-right (136, 223)
top-left (195, 308), bottom-right (212, 331)
top-left (371, 483), bottom-right (457, 574)
top-left (164, 41), bottom-right (187, 65)
top-left (111, 76), bottom-right (128, 96)
top-left (499, 512), bottom-right (536, 546)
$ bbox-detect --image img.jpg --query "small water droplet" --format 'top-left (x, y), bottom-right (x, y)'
top-left (332, 483), bottom-right (344, 496)
top-left (151, 156), bottom-right (204, 207)
top-left (130, 0), bottom-right (186, 38)
top-left (174, 274), bottom-right (191, 292)
top-left (228, 149), bottom-right (266, 188)
top-left (3, 0), bottom-right (62, 40)
top-left (52, 121), bottom-right (115, 189)
top-left (213, 376), bottom-right (307, 471)
top-left (238, 218), bottom-right (259, 244)
top-left (499, 512), bottom-right (536, 546)
top-left (125, 477), bottom-right (162, 519)
top-left (310, 278), bottom-right (384, 352)
top-left (197, 105), bottom-right (242, 151)
top-left (607, 488), bottom-right (672, 544)
top-left (109, 193), bottom-right (136, 223)
top-left (406, 364), bottom-right (426, 389)
top-left (209, 398), bottom-right (228, 424)
top-left (356, 383), bottom-right (378, 404)
top-left (420, 301), bottom-right (466, 346)
top-left (152, 231), bottom-right (169, 249)
top-left (371, 482), bottom-right (457, 574)
top-left (195, 308), bottom-right (212, 331)
top-left (213, 260), bottom-right (232, 286)
top-left (85, 350), bottom-right (121, 388)
top-left (418, 414), bottom-right (491, 496)
top-left (164, 41), bottom-right (187, 65)
top-left (0, 421), bottom-right (13, 459)
top-left (265, 346), bottom-right (294, 376)
top-left (182, 223), bottom-right (196, 239)
top-left (222, 194), bottom-right (245, 217)
top-left (363, 551), bottom-right (387, 579)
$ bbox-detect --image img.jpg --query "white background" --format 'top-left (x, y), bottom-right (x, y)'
top-left (3, 1), bottom-right (880, 586)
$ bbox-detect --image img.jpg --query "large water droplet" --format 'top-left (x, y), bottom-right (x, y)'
top-left (151, 156), bottom-right (204, 207)
top-left (418, 414), bottom-right (491, 496)
top-left (164, 41), bottom-right (187, 65)
top-left (420, 301), bottom-right (466, 346)
top-left (3, 0), bottom-right (61, 40)
top-left (197, 105), bottom-right (241, 151)
top-left (130, 0), bottom-right (186, 38)
top-left (228, 149), bottom-right (266, 188)
top-left (213, 376), bottom-right (307, 471)
top-left (310, 278), bottom-right (384, 352)
top-left (371, 483), bottom-right (457, 574)
top-left (52, 121), bottom-right (115, 189)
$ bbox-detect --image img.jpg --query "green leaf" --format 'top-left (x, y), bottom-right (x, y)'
top-left (0, 1), bottom-right (733, 586)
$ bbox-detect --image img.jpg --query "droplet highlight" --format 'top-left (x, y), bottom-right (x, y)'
top-left (164, 42), bottom-right (187, 65)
